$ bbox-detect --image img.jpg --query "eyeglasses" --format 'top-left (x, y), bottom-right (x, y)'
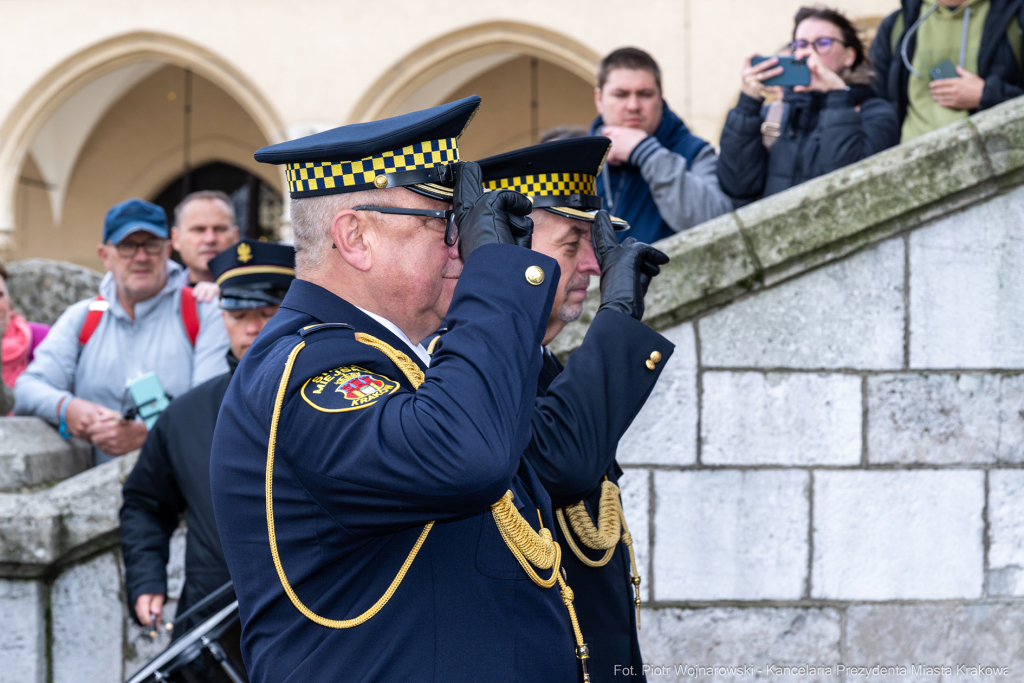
top-left (789, 37), bottom-right (846, 54)
top-left (112, 238), bottom-right (166, 258)
top-left (352, 206), bottom-right (458, 246)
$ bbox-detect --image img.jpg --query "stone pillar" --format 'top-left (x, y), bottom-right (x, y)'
top-left (51, 552), bottom-right (125, 683)
top-left (0, 579), bottom-right (46, 683)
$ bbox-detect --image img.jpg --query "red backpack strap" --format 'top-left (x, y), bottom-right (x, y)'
top-left (180, 286), bottom-right (200, 347)
top-left (78, 296), bottom-right (108, 345)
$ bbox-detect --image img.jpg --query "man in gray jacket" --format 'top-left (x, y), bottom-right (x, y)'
top-left (15, 198), bottom-right (229, 464)
top-left (591, 47), bottom-right (733, 244)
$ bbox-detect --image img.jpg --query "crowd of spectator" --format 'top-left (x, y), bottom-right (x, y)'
top-left (564, 0), bottom-right (1024, 240)
top-left (0, 1), bottom-right (1020, 463)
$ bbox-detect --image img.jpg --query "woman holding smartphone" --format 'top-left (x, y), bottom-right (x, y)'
top-left (717, 6), bottom-right (900, 203)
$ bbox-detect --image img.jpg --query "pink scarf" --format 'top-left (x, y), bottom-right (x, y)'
top-left (2, 313), bottom-right (32, 388)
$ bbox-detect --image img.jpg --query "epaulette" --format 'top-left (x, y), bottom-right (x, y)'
top-left (299, 323), bottom-right (353, 338)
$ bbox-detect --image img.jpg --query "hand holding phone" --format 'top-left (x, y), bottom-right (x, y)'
top-left (751, 56), bottom-right (811, 87)
top-left (742, 54), bottom-right (783, 99)
top-left (929, 59), bottom-right (959, 81)
top-left (929, 63), bottom-right (984, 110)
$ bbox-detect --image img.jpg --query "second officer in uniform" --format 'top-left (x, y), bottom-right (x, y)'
top-left (474, 137), bottom-right (673, 682)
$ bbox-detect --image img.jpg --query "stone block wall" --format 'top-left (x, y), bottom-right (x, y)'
top-left (0, 418), bottom-right (91, 492)
top-left (0, 421), bottom-right (185, 683)
top-left (609, 183), bottom-right (1024, 680)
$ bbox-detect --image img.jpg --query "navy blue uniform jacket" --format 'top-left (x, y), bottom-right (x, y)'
top-left (528, 310), bottom-right (674, 682)
top-left (210, 244), bottom-right (581, 683)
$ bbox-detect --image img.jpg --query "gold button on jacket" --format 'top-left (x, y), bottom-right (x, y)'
top-left (525, 266), bottom-right (545, 285)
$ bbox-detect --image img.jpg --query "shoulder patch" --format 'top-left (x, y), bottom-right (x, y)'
top-left (301, 365), bottom-right (400, 412)
top-left (299, 323), bottom-right (353, 338)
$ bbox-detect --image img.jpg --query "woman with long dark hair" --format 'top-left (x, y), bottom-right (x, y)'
top-left (718, 7), bottom-right (900, 202)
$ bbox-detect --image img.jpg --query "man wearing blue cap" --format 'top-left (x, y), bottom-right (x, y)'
top-left (121, 238), bottom-right (295, 642)
top-left (210, 96), bottom-right (593, 682)
top-left (14, 198), bottom-right (229, 463)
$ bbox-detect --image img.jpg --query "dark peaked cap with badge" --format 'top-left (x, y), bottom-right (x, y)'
top-left (476, 135), bottom-right (629, 229)
top-left (209, 238), bottom-right (296, 310)
top-left (254, 95), bottom-right (481, 201)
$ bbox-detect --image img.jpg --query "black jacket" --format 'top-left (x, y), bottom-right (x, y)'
top-left (120, 354), bottom-right (236, 633)
top-left (871, 0), bottom-right (1024, 124)
top-left (717, 83), bottom-right (899, 201)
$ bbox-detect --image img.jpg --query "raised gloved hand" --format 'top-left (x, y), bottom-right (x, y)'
top-left (592, 210), bottom-right (669, 321)
top-left (453, 161), bottom-right (534, 260)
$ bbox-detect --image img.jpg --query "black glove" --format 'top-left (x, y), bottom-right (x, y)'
top-left (453, 161), bottom-right (534, 260)
top-left (592, 210), bottom-right (669, 320)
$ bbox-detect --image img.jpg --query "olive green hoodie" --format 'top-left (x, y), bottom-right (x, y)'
top-left (903, 0), bottom-right (991, 141)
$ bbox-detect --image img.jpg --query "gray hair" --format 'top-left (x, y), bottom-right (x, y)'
top-left (289, 188), bottom-right (394, 276)
top-left (174, 190), bottom-right (235, 226)
top-left (540, 125), bottom-right (588, 143)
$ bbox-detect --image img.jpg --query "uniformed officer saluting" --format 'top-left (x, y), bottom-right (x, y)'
top-left (121, 239), bottom-right (295, 638)
top-left (210, 96), bottom-right (594, 682)
top-left (475, 137), bottom-right (673, 682)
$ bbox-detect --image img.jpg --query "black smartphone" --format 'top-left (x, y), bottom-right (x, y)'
top-left (751, 56), bottom-right (811, 87)
top-left (929, 59), bottom-right (959, 81)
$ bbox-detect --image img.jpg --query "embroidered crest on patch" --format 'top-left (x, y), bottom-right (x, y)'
top-left (301, 366), bottom-right (400, 412)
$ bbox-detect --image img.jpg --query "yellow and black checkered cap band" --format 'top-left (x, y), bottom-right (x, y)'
top-left (483, 173), bottom-right (596, 198)
top-left (285, 137), bottom-right (459, 197)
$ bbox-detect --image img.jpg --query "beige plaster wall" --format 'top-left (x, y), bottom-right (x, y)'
top-left (14, 157), bottom-right (58, 259)
top-left (13, 66), bottom-right (272, 269)
top-left (451, 56), bottom-right (597, 160)
top-left (0, 0), bottom-right (899, 141)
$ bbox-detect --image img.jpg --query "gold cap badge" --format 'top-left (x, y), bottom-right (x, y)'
top-left (237, 242), bottom-right (253, 263)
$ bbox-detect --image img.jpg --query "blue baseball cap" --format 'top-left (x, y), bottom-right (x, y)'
top-left (102, 198), bottom-right (169, 245)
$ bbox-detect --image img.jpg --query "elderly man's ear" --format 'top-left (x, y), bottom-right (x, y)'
top-left (330, 210), bottom-right (371, 271)
top-left (96, 243), bottom-right (115, 271)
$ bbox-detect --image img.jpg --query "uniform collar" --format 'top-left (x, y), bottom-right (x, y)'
top-left (280, 280), bottom-right (429, 372)
top-left (536, 347), bottom-right (563, 395)
top-left (354, 306), bottom-right (431, 367)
